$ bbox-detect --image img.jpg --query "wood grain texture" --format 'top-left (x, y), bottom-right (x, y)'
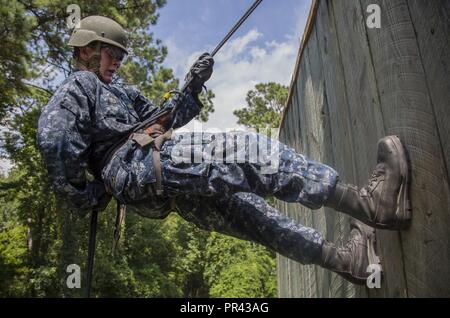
top-left (332, 0), bottom-right (408, 297)
top-left (315, 0), bottom-right (360, 298)
top-left (277, 0), bottom-right (450, 298)
top-left (361, 0), bottom-right (450, 297)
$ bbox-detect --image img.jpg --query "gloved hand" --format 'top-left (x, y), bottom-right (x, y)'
top-left (185, 53), bottom-right (214, 94)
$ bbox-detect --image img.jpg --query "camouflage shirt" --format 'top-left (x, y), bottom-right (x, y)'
top-left (37, 70), bottom-right (202, 217)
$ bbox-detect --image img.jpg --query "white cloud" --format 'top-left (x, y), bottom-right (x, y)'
top-left (161, 0), bottom-right (311, 132)
top-left (165, 28), bottom-right (301, 132)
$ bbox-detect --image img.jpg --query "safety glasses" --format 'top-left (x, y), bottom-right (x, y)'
top-left (101, 44), bottom-right (127, 62)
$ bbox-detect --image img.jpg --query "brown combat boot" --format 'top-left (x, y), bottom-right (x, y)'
top-left (326, 135), bottom-right (412, 230)
top-left (320, 220), bottom-right (381, 285)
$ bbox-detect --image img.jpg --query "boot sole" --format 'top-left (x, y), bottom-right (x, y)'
top-left (375, 135), bottom-right (412, 230)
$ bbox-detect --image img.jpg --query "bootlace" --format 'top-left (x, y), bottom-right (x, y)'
top-left (347, 231), bottom-right (359, 249)
top-left (368, 166), bottom-right (384, 190)
top-left (339, 229), bottom-right (361, 254)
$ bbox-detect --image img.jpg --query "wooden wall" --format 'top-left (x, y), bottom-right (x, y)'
top-left (276, 0), bottom-right (450, 297)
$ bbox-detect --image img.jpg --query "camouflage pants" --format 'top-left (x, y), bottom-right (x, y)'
top-left (103, 131), bottom-right (339, 264)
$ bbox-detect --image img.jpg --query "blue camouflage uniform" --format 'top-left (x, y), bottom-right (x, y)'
top-left (38, 70), bottom-right (339, 265)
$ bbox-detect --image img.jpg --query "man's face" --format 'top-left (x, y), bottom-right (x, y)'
top-left (99, 45), bottom-right (127, 83)
top-left (80, 44), bottom-right (126, 84)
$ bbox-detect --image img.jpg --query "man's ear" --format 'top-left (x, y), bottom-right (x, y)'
top-left (79, 46), bottom-right (92, 62)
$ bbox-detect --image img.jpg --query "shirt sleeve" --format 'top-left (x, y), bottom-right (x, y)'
top-left (164, 92), bottom-right (203, 129)
top-left (124, 85), bottom-right (203, 129)
top-left (123, 85), bottom-right (159, 121)
top-left (37, 72), bottom-right (110, 217)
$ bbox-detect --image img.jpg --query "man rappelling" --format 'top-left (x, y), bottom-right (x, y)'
top-left (37, 13), bottom-right (411, 291)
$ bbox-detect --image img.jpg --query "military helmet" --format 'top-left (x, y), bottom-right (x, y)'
top-left (68, 16), bottom-right (128, 52)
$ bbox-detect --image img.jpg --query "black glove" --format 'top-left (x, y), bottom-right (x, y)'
top-left (185, 53), bottom-right (214, 94)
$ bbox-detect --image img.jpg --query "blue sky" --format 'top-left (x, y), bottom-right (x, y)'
top-left (153, 0), bottom-right (310, 57)
top-left (150, 0), bottom-right (312, 130)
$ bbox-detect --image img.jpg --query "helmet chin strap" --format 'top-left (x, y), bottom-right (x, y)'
top-left (87, 42), bottom-right (102, 78)
top-left (77, 42), bottom-right (103, 80)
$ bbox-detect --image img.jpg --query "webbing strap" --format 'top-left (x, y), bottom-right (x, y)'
top-left (129, 128), bottom-right (173, 196)
top-left (112, 201), bottom-right (126, 257)
top-left (151, 129), bottom-right (173, 195)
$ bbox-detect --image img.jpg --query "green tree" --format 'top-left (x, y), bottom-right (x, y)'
top-left (204, 233), bottom-right (277, 298)
top-left (1, 1), bottom-right (167, 119)
top-left (0, 179), bottom-right (30, 297)
top-left (233, 82), bottom-right (288, 130)
top-left (0, 0), bottom-right (214, 120)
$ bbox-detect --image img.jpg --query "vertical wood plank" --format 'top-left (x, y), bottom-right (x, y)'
top-left (297, 56), bottom-right (319, 298)
top-left (407, 0), bottom-right (450, 203)
top-left (277, 0), bottom-right (450, 298)
top-left (332, 0), bottom-right (408, 297)
top-left (315, 0), bottom-right (360, 298)
top-left (304, 23), bottom-right (337, 298)
top-left (362, 0), bottom-right (450, 297)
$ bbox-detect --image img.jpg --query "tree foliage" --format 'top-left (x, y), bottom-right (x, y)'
top-left (204, 233), bottom-right (277, 298)
top-left (0, 0), bottom-right (278, 298)
top-left (233, 82), bottom-right (288, 131)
